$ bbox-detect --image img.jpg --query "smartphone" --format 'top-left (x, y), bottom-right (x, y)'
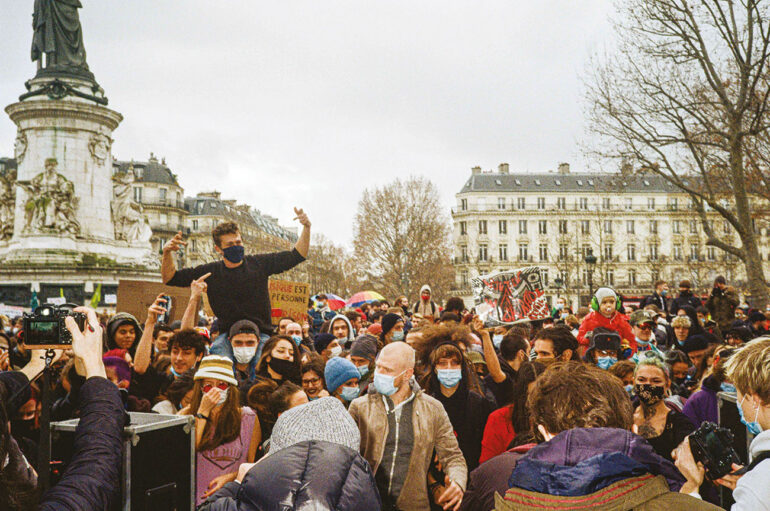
top-left (158, 295), bottom-right (172, 324)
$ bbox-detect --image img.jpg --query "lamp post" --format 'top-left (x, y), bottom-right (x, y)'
top-left (585, 250), bottom-right (597, 305)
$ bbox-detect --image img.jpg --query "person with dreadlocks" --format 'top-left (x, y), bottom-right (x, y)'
top-left (414, 323), bottom-right (495, 472)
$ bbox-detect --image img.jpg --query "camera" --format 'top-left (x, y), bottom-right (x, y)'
top-left (688, 421), bottom-right (742, 480)
top-left (22, 304), bottom-right (87, 349)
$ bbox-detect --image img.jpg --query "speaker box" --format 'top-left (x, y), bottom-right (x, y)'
top-left (51, 412), bottom-right (196, 511)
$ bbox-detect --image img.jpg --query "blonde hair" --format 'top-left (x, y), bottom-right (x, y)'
top-left (671, 315), bottom-right (691, 329)
top-left (725, 337), bottom-right (770, 403)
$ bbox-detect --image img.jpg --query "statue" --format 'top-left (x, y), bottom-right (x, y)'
top-left (112, 167), bottom-right (152, 243)
top-left (88, 126), bottom-right (111, 165)
top-left (31, 0), bottom-right (91, 79)
top-left (14, 132), bottom-right (28, 164)
top-left (0, 170), bottom-right (17, 240)
top-left (17, 158), bottom-right (80, 235)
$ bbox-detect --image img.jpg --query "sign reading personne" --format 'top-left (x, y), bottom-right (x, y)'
top-left (269, 280), bottom-right (310, 325)
top-left (472, 267), bottom-right (550, 325)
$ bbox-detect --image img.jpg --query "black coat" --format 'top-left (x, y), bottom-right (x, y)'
top-left (669, 293), bottom-right (702, 316)
top-left (40, 377), bottom-right (126, 510)
top-left (199, 440), bottom-right (381, 511)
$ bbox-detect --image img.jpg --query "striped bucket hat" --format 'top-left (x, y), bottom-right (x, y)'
top-left (193, 355), bottom-right (237, 386)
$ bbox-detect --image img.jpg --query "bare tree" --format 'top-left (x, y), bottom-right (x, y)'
top-left (352, 177), bottom-right (454, 301)
top-left (301, 233), bottom-right (352, 297)
top-left (585, 0), bottom-right (770, 307)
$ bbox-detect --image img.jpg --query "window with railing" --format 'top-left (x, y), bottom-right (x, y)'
top-left (499, 220), bottom-right (507, 234)
top-left (579, 197), bottom-right (588, 210)
top-left (557, 197), bottom-right (566, 210)
top-left (497, 197), bottom-right (505, 210)
top-left (517, 197), bottom-right (526, 210)
top-left (519, 244), bottom-right (529, 261)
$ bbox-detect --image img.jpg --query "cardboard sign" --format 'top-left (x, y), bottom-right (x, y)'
top-left (269, 279), bottom-right (310, 325)
top-left (116, 280), bottom-right (191, 324)
top-left (472, 267), bottom-right (550, 325)
top-left (46, 297), bottom-right (66, 306)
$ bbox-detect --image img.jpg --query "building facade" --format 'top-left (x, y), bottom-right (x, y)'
top-left (451, 163), bottom-right (770, 308)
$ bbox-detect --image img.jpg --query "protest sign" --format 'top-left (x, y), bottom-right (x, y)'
top-left (116, 280), bottom-right (191, 324)
top-left (269, 280), bottom-right (310, 325)
top-left (472, 266), bottom-right (550, 325)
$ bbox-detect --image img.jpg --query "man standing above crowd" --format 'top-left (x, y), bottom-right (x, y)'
top-left (670, 280), bottom-right (701, 316)
top-left (641, 280), bottom-right (670, 315)
top-left (412, 285), bottom-right (440, 323)
top-left (705, 275), bottom-right (739, 334)
top-left (161, 209), bottom-right (310, 360)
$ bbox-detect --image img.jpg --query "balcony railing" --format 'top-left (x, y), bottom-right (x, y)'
top-left (138, 198), bottom-right (186, 209)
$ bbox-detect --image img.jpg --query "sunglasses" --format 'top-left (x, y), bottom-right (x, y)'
top-left (202, 382), bottom-right (229, 393)
top-left (637, 324), bottom-right (653, 331)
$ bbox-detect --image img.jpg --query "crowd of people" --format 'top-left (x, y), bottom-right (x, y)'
top-left (0, 214), bottom-right (769, 510)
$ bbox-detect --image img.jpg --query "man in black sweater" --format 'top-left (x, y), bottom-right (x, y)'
top-left (162, 208), bottom-right (310, 362)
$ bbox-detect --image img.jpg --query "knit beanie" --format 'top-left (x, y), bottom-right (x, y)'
top-left (106, 312), bottom-right (143, 350)
top-left (103, 354), bottom-right (131, 383)
top-left (380, 313), bottom-right (402, 338)
top-left (350, 335), bottom-right (378, 361)
top-left (324, 357), bottom-right (360, 394)
top-left (194, 355), bottom-right (237, 386)
top-left (594, 287), bottom-right (617, 305)
top-left (269, 397), bottom-right (360, 454)
top-left (314, 333), bottom-right (337, 352)
top-left (367, 323), bottom-right (382, 336)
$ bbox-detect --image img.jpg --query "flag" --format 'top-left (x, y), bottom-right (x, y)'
top-left (90, 283), bottom-right (102, 309)
top-left (30, 291), bottom-right (39, 310)
top-left (59, 287), bottom-right (65, 298)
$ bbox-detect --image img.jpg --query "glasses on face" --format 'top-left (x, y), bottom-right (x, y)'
top-left (637, 324), bottom-right (653, 331)
top-left (202, 382), bottom-right (228, 393)
top-left (302, 377), bottom-right (321, 386)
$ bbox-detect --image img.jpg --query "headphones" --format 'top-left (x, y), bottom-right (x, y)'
top-left (590, 288), bottom-right (623, 312)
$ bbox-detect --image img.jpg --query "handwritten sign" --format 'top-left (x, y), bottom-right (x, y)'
top-left (269, 280), bottom-right (310, 325)
top-left (472, 267), bottom-right (550, 325)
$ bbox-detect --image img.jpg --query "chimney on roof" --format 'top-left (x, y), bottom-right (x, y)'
top-left (471, 166), bottom-right (482, 175)
top-left (498, 163), bottom-right (509, 174)
top-left (558, 162), bottom-right (570, 175)
top-left (198, 191), bottom-right (221, 199)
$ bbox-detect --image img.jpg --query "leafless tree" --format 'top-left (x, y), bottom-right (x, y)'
top-left (352, 176), bottom-right (454, 301)
top-left (301, 233), bottom-right (353, 297)
top-left (585, 0), bottom-right (770, 307)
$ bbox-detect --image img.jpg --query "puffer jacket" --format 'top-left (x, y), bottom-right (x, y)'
top-left (576, 311), bottom-right (636, 352)
top-left (199, 440), bottom-right (381, 511)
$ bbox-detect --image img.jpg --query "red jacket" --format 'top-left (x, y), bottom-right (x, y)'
top-left (479, 404), bottom-right (516, 464)
top-left (577, 310), bottom-right (637, 352)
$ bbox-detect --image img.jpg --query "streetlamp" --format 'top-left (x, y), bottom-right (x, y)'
top-left (584, 250), bottom-right (597, 304)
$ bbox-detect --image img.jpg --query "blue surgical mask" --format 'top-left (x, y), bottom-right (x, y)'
top-left (340, 386), bottom-right (360, 401)
top-left (222, 245), bottom-right (245, 264)
top-left (437, 368), bottom-right (462, 388)
top-left (373, 370), bottom-right (404, 397)
top-left (737, 395), bottom-right (763, 436)
top-left (291, 335), bottom-right (302, 346)
top-left (492, 334), bottom-right (503, 348)
top-left (555, 303), bottom-right (564, 310)
top-left (597, 356), bottom-right (617, 370)
top-left (391, 330), bottom-right (405, 342)
top-left (636, 338), bottom-right (650, 346)
top-left (720, 383), bottom-right (737, 394)
top-left (170, 366), bottom-right (181, 378)
top-left (357, 364), bottom-right (369, 377)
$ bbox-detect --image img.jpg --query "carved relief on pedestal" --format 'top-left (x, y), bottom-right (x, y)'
top-left (88, 126), bottom-right (112, 165)
top-left (14, 131), bottom-right (27, 164)
top-left (0, 169), bottom-right (17, 240)
top-left (18, 158), bottom-right (80, 236)
top-left (112, 166), bottom-right (152, 243)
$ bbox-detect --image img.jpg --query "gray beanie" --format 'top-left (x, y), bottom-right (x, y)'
top-left (269, 397), bottom-right (360, 454)
top-left (594, 287), bottom-right (617, 304)
top-left (350, 334), bottom-right (378, 361)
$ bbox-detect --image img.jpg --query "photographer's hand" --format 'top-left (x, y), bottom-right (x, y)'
top-left (64, 307), bottom-right (106, 379)
top-left (715, 463), bottom-right (744, 490)
top-left (673, 437), bottom-right (705, 494)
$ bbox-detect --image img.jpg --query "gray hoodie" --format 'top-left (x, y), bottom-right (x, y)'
top-left (329, 313), bottom-right (355, 347)
top-left (732, 429), bottom-right (770, 510)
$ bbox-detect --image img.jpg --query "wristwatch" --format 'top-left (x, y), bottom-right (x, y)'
top-left (195, 413), bottom-right (210, 421)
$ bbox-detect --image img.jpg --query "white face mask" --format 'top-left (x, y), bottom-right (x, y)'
top-left (329, 345), bottom-right (342, 358)
top-left (216, 388), bottom-right (229, 406)
top-left (232, 346), bottom-right (257, 364)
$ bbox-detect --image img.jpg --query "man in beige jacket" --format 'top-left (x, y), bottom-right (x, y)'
top-left (349, 342), bottom-right (467, 511)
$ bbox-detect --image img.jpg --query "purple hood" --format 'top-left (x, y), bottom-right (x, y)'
top-left (521, 427), bottom-right (685, 491)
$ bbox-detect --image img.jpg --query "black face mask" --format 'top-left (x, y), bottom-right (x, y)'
top-left (268, 357), bottom-right (296, 379)
top-left (634, 383), bottom-right (665, 406)
top-left (672, 377), bottom-right (686, 386)
top-left (11, 419), bottom-right (37, 441)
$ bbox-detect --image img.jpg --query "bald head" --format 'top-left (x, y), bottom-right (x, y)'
top-left (378, 341), bottom-right (415, 373)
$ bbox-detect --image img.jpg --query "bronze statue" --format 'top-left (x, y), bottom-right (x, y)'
top-left (31, 0), bottom-right (90, 78)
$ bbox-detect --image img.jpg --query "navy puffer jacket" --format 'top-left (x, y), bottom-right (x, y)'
top-left (199, 439), bottom-right (381, 511)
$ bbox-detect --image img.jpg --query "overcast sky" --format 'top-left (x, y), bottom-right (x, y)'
top-left (0, 1), bottom-right (614, 246)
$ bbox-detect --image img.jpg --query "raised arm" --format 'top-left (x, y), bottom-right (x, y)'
top-left (134, 294), bottom-right (167, 375)
top-left (182, 273), bottom-right (210, 330)
top-left (473, 317), bottom-right (505, 383)
top-left (292, 207), bottom-right (311, 259)
top-left (161, 231), bottom-right (187, 284)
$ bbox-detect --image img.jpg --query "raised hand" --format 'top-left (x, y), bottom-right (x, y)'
top-left (198, 387), bottom-right (221, 416)
top-left (146, 294), bottom-right (168, 325)
top-left (64, 306), bottom-right (106, 379)
top-left (293, 207), bottom-right (311, 228)
top-left (163, 231), bottom-right (187, 254)
top-left (191, 272), bottom-right (211, 298)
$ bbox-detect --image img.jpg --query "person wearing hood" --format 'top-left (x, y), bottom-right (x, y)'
top-left (576, 287), bottom-right (636, 354)
top-left (349, 335), bottom-right (377, 393)
top-left (380, 312), bottom-right (405, 346)
top-left (324, 357), bottom-right (360, 407)
top-left (669, 279), bottom-right (702, 316)
top-left (675, 337), bottom-right (770, 508)
top-left (682, 345), bottom-right (735, 427)
top-left (329, 314), bottom-right (355, 349)
top-left (349, 342), bottom-right (467, 511)
top-left (420, 340), bottom-right (495, 472)
top-left (412, 285), bottom-right (440, 322)
top-left (498, 362), bottom-right (719, 511)
top-left (199, 397), bottom-right (381, 511)
top-left (105, 312), bottom-right (143, 358)
top-left (315, 333), bottom-right (342, 363)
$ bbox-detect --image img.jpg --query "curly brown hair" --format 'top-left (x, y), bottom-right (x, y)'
top-left (413, 323), bottom-right (484, 395)
top-left (211, 221), bottom-right (240, 248)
